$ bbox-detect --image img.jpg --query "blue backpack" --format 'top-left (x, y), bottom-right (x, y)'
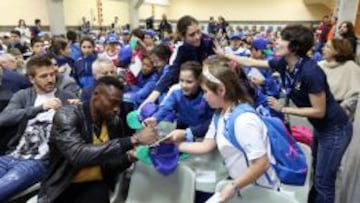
top-left (214, 103), bottom-right (307, 185)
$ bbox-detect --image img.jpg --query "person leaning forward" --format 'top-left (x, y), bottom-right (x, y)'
top-left (38, 76), bottom-right (158, 203)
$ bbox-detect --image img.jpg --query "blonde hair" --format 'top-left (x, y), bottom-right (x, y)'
top-left (201, 57), bottom-right (252, 105)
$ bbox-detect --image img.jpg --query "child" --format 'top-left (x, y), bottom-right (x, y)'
top-left (149, 44), bottom-right (173, 103)
top-left (126, 56), bottom-right (158, 107)
top-left (244, 37), bottom-right (280, 98)
top-left (143, 29), bottom-right (157, 53)
top-left (49, 38), bottom-right (74, 76)
top-left (224, 33), bottom-right (250, 57)
top-left (144, 61), bottom-right (213, 139)
top-left (99, 33), bottom-right (121, 67)
top-left (176, 57), bottom-right (277, 203)
top-left (72, 36), bottom-right (97, 88)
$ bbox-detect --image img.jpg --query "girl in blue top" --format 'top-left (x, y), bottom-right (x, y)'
top-left (141, 15), bottom-right (214, 108)
top-left (72, 37), bottom-right (97, 88)
top-left (144, 61), bottom-right (214, 139)
top-left (125, 56), bottom-right (158, 107)
top-left (150, 44), bottom-right (172, 103)
top-left (215, 24), bottom-right (352, 203)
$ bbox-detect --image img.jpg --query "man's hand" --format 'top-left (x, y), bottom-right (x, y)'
top-left (67, 99), bottom-right (82, 105)
top-left (127, 149), bottom-right (138, 162)
top-left (43, 98), bottom-right (62, 111)
top-left (133, 127), bottom-right (158, 145)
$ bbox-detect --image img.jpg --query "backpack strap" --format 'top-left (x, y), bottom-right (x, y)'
top-left (225, 103), bottom-right (276, 186)
top-left (225, 103), bottom-right (255, 166)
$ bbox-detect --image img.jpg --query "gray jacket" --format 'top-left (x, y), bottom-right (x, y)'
top-left (0, 87), bottom-right (76, 150)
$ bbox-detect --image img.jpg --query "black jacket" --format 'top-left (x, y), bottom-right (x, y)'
top-left (38, 102), bottom-right (134, 203)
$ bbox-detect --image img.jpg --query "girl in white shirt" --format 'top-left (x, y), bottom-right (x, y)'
top-left (177, 57), bottom-right (277, 203)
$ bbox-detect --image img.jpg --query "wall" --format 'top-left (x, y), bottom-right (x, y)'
top-left (63, 0), bottom-right (129, 27)
top-left (0, 0), bottom-right (49, 26)
top-left (0, 0), bottom-right (332, 28)
top-left (139, 0), bottom-right (332, 22)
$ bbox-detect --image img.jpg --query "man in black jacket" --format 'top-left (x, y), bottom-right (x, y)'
top-left (38, 76), bottom-right (158, 203)
top-left (0, 56), bottom-right (75, 202)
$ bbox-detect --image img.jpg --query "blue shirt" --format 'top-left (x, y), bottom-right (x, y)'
top-left (153, 85), bottom-right (214, 137)
top-left (127, 71), bottom-right (158, 107)
top-left (70, 42), bottom-right (82, 61)
top-left (268, 57), bottom-right (348, 132)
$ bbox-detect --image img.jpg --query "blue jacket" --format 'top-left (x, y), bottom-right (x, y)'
top-left (154, 34), bottom-right (214, 93)
top-left (253, 87), bottom-right (284, 120)
top-left (55, 55), bottom-right (74, 69)
top-left (72, 54), bottom-right (97, 88)
top-left (152, 86), bottom-right (214, 137)
top-left (128, 71), bottom-right (158, 107)
top-left (70, 42), bottom-right (82, 61)
top-left (243, 66), bottom-right (281, 98)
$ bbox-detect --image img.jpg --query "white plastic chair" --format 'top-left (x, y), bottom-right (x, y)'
top-left (8, 182), bottom-right (40, 203)
top-left (182, 150), bottom-right (229, 193)
top-left (125, 162), bottom-right (196, 203)
top-left (215, 180), bottom-right (299, 203)
top-left (280, 143), bottom-right (312, 203)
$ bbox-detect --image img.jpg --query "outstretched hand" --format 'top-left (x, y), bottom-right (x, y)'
top-left (213, 40), bottom-right (225, 57)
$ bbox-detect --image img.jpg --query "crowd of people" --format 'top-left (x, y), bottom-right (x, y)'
top-left (0, 13), bottom-right (359, 203)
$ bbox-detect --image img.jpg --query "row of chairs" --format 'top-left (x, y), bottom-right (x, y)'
top-left (14, 142), bottom-right (311, 203)
top-left (125, 142), bottom-right (311, 203)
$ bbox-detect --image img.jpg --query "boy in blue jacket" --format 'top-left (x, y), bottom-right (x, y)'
top-left (244, 37), bottom-right (281, 98)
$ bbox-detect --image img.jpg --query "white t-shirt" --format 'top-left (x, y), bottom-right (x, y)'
top-left (11, 90), bottom-right (57, 159)
top-left (224, 46), bottom-right (251, 57)
top-left (205, 111), bottom-right (278, 188)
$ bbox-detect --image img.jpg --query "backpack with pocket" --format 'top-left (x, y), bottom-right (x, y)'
top-left (214, 103), bottom-right (307, 185)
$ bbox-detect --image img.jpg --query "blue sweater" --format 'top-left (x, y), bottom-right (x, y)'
top-left (128, 71), bottom-right (158, 106)
top-left (154, 34), bottom-right (214, 93)
top-left (152, 85), bottom-right (214, 137)
top-left (70, 42), bottom-right (82, 61)
top-left (72, 54), bottom-right (97, 88)
top-left (253, 88), bottom-right (284, 120)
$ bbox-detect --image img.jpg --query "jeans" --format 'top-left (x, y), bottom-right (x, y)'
top-left (308, 121), bottom-right (353, 203)
top-left (0, 155), bottom-right (46, 202)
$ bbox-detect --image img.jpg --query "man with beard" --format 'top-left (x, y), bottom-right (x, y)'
top-left (0, 56), bottom-right (75, 202)
top-left (38, 76), bottom-right (158, 203)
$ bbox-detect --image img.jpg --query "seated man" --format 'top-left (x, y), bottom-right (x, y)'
top-left (0, 53), bottom-right (31, 93)
top-left (0, 56), bottom-right (75, 202)
top-left (0, 67), bottom-right (12, 112)
top-left (38, 76), bottom-right (158, 203)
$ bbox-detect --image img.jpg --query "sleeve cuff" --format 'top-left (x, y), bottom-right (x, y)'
top-left (185, 128), bottom-right (194, 142)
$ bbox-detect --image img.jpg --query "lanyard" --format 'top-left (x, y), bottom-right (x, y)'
top-left (282, 58), bottom-right (304, 106)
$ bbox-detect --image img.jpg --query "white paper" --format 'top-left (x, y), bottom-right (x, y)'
top-left (195, 170), bottom-right (216, 184)
top-left (129, 56), bottom-right (142, 77)
top-left (205, 192), bottom-right (221, 203)
top-left (247, 68), bottom-right (265, 81)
